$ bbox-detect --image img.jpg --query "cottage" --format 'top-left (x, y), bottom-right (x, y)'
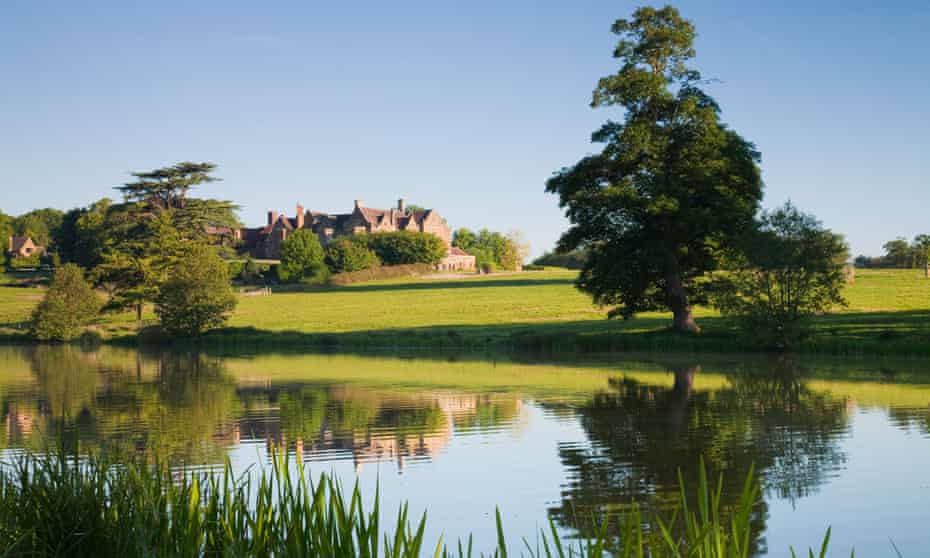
top-left (239, 199), bottom-right (475, 271)
top-left (7, 235), bottom-right (43, 259)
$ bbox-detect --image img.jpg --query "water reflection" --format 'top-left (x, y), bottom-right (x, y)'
top-left (549, 361), bottom-right (849, 554)
top-left (0, 346), bottom-right (928, 555)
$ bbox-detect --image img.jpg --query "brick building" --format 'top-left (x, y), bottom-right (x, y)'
top-left (240, 199), bottom-right (475, 271)
top-left (6, 235), bottom-right (43, 259)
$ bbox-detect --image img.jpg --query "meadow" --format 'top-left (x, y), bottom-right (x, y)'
top-left (1, 268), bottom-right (929, 356)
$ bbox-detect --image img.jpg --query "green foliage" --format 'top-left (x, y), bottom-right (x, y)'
top-left (545, 6), bottom-right (763, 332)
top-left (155, 243), bottom-right (237, 337)
top-left (855, 233), bottom-right (930, 269)
top-left (226, 259), bottom-right (246, 280)
top-left (12, 208), bottom-right (63, 249)
top-left (533, 248), bottom-right (588, 270)
top-left (95, 162), bottom-right (236, 321)
top-left (713, 203), bottom-right (848, 350)
top-left (278, 229), bottom-right (326, 283)
top-left (54, 199), bottom-right (112, 268)
top-left (30, 264), bottom-right (101, 341)
top-left (325, 237), bottom-right (380, 273)
top-left (363, 231), bottom-right (447, 266)
top-left (0, 452), bottom-right (842, 558)
top-left (453, 228), bottom-right (526, 271)
top-left (7, 254), bottom-right (41, 270)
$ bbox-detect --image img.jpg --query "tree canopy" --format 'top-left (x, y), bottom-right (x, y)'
top-left (155, 243), bottom-right (237, 337)
top-left (278, 229), bottom-right (326, 282)
top-left (31, 264), bottom-right (101, 341)
top-left (546, 5), bottom-right (763, 332)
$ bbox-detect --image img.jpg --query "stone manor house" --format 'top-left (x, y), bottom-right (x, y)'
top-left (238, 199), bottom-right (476, 271)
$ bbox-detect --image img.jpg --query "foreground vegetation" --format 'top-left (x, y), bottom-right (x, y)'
top-left (1, 268), bottom-right (929, 356)
top-left (0, 451), bottom-right (839, 557)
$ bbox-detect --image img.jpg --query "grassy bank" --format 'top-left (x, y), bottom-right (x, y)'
top-left (2, 269), bottom-right (930, 356)
top-left (0, 450), bottom-right (836, 557)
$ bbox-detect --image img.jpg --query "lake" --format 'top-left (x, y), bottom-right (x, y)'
top-left (1, 345), bottom-right (928, 556)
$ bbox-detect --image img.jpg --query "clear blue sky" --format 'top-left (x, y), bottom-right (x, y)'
top-left (2, 0), bottom-right (928, 257)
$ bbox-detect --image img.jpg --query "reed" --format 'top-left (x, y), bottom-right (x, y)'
top-left (0, 453), bottom-right (846, 557)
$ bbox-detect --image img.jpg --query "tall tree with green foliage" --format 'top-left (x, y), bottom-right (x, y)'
top-left (155, 243), bottom-right (237, 337)
top-left (31, 264), bottom-right (101, 341)
top-left (546, 6), bottom-right (763, 332)
top-left (96, 162), bottom-right (235, 325)
top-left (278, 229), bottom-right (326, 282)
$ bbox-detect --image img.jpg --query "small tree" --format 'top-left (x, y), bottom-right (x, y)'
top-left (31, 264), bottom-right (101, 341)
top-left (278, 229), bottom-right (325, 282)
top-left (155, 243), bottom-right (237, 337)
top-left (713, 203), bottom-right (848, 350)
top-left (325, 238), bottom-right (379, 273)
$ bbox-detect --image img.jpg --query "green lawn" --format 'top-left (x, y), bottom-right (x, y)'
top-left (2, 268), bottom-right (929, 355)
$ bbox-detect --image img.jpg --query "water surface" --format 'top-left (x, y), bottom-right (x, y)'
top-left (1, 346), bottom-right (928, 556)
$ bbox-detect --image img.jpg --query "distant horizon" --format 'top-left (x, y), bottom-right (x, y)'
top-left (3, 0), bottom-right (928, 258)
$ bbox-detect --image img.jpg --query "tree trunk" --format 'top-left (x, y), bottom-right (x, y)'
top-left (665, 269), bottom-right (700, 333)
top-left (667, 364), bottom-right (700, 433)
top-left (136, 303), bottom-right (143, 330)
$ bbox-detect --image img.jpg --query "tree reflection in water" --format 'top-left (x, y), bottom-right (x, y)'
top-left (551, 360), bottom-right (849, 555)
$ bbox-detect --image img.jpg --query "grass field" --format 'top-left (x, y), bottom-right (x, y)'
top-left (2, 268), bottom-right (929, 355)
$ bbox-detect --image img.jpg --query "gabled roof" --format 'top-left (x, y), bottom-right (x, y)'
top-left (9, 235), bottom-right (35, 252)
top-left (260, 214), bottom-right (294, 234)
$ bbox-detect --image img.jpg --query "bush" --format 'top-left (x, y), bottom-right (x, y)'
top-left (155, 243), bottom-right (237, 337)
top-left (712, 203), bottom-right (848, 350)
top-left (226, 260), bottom-right (245, 280)
top-left (30, 264), bottom-right (101, 341)
top-left (363, 231), bottom-right (446, 266)
top-left (324, 238), bottom-right (380, 273)
top-left (277, 230), bottom-right (325, 283)
top-left (8, 254), bottom-right (40, 270)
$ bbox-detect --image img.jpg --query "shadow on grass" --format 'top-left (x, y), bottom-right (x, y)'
top-left (276, 276), bottom-right (577, 294)
top-left (134, 309), bottom-right (930, 359)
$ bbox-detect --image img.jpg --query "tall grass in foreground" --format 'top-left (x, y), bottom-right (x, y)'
top-left (0, 453), bottom-right (845, 557)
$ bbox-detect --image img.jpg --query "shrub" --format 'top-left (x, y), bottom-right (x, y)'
top-left (363, 231), bottom-right (446, 266)
top-left (324, 238), bottom-right (379, 273)
top-left (226, 260), bottom-right (245, 280)
top-left (277, 230), bottom-right (325, 283)
top-left (8, 254), bottom-right (40, 270)
top-left (30, 264), bottom-right (101, 341)
top-left (712, 203), bottom-right (848, 350)
top-left (155, 243), bottom-right (237, 337)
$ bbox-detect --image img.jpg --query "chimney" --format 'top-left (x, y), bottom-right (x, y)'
top-left (296, 203), bottom-right (305, 228)
top-left (398, 199), bottom-right (406, 213)
top-left (268, 210), bottom-right (278, 225)
top-left (354, 199), bottom-right (363, 209)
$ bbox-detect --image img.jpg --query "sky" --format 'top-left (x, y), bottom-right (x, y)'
top-left (2, 0), bottom-right (928, 258)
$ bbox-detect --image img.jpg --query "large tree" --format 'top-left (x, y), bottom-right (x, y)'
top-left (96, 162), bottom-right (236, 324)
top-left (546, 6), bottom-right (763, 332)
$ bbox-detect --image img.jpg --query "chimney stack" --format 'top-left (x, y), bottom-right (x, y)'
top-left (268, 210), bottom-right (278, 226)
top-left (354, 199), bottom-right (363, 209)
top-left (398, 199), bottom-right (406, 213)
top-left (296, 203), bottom-right (305, 228)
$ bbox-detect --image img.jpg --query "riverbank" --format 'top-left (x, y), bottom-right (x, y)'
top-left (2, 269), bottom-right (930, 357)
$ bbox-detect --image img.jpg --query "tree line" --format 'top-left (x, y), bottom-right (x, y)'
top-left (854, 235), bottom-right (930, 269)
